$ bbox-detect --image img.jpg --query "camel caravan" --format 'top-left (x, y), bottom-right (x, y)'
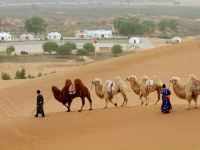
top-left (51, 74), bottom-right (200, 112)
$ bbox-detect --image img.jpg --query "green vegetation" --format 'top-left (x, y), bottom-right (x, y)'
top-left (114, 17), bottom-right (179, 36)
top-left (25, 16), bottom-right (47, 35)
top-left (43, 41), bottom-right (59, 54)
top-left (77, 48), bottom-right (88, 58)
top-left (1, 72), bottom-right (11, 80)
top-left (56, 42), bottom-right (76, 55)
top-left (38, 72), bottom-right (42, 77)
top-left (6, 45), bottom-right (15, 55)
top-left (83, 43), bottom-right (95, 55)
top-left (15, 68), bottom-right (26, 79)
top-left (111, 45), bottom-right (122, 56)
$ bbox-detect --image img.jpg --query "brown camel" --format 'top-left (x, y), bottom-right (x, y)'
top-left (170, 75), bottom-right (199, 110)
top-left (127, 75), bottom-right (162, 105)
top-left (52, 79), bottom-right (92, 112)
top-left (92, 77), bottom-right (129, 108)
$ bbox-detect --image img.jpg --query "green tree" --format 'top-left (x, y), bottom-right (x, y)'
top-left (168, 19), bottom-right (179, 32)
top-left (77, 48), bottom-right (88, 59)
top-left (25, 16), bottom-right (47, 35)
top-left (57, 42), bottom-right (76, 55)
top-left (15, 68), bottom-right (26, 79)
top-left (142, 20), bottom-right (156, 34)
top-left (83, 42), bottom-right (95, 54)
top-left (111, 45), bottom-right (122, 56)
top-left (158, 20), bottom-right (169, 32)
top-left (1, 72), bottom-right (11, 80)
top-left (43, 41), bottom-right (59, 54)
top-left (6, 45), bottom-right (15, 55)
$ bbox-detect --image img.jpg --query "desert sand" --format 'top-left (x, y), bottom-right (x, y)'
top-left (0, 39), bottom-right (200, 150)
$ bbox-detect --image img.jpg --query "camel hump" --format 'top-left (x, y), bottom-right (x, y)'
top-left (65, 79), bottom-right (72, 86)
top-left (74, 79), bottom-right (83, 85)
top-left (153, 75), bottom-right (163, 86)
top-left (115, 77), bottom-right (129, 92)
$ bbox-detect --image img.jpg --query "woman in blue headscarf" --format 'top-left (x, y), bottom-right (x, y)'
top-left (161, 84), bottom-right (172, 113)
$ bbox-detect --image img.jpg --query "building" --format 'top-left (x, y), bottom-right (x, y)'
top-left (167, 36), bottom-right (182, 44)
top-left (0, 32), bottom-right (12, 41)
top-left (85, 29), bottom-right (113, 39)
top-left (20, 34), bottom-right (34, 41)
top-left (47, 32), bottom-right (61, 40)
top-left (75, 30), bottom-right (88, 39)
top-left (129, 37), bottom-right (141, 44)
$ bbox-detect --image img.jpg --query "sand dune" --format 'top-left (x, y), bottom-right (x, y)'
top-left (0, 39), bottom-right (200, 150)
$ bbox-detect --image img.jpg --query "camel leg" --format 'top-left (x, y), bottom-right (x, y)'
top-left (145, 95), bottom-right (149, 105)
top-left (140, 94), bottom-right (144, 105)
top-left (79, 97), bottom-right (85, 112)
top-left (154, 89), bottom-right (161, 105)
top-left (104, 98), bottom-right (109, 109)
top-left (109, 98), bottom-right (117, 107)
top-left (186, 98), bottom-right (192, 110)
top-left (121, 93), bottom-right (128, 107)
top-left (86, 93), bottom-right (93, 110)
top-left (193, 97), bottom-right (198, 109)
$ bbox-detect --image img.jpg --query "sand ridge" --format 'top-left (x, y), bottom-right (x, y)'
top-left (0, 39), bottom-right (200, 150)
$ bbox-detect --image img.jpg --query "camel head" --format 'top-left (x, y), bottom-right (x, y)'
top-left (52, 86), bottom-right (65, 103)
top-left (170, 77), bottom-right (180, 86)
top-left (126, 75), bottom-right (138, 83)
top-left (92, 78), bottom-right (102, 86)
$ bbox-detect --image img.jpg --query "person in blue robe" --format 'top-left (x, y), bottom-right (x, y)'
top-left (161, 84), bottom-right (172, 113)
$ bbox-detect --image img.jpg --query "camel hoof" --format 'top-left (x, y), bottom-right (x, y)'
top-left (78, 110), bottom-right (82, 112)
top-left (145, 104), bottom-right (148, 106)
top-left (66, 110), bottom-right (70, 112)
top-left (89, 108), bottom-right (92, 111)
top-left (114, 103), bottom-right (118, 107)
top-left (104, 107), bottom-right (107, 109)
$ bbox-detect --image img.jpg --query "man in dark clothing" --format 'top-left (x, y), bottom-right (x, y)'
top-left (35, 90), bottom-right (45, 117)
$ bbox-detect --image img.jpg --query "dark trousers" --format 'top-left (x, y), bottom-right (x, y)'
top-left (35, 105), bottom-right (45, 117)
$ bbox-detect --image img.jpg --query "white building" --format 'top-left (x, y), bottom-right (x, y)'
top-left (20, 34), bottom-right (34, 41)
top-left (167, 36), bottom-right (182, 44)
top-left (85, 29), bottom-right (113, 39)
top-left (75, 30), bottom-right (88, 39)
top-left (0, 32), bottom-right (12, 41)
top-left (129, 37), bottom-right (141, 44)
top-left (47, 32), bottom-right (61, 40)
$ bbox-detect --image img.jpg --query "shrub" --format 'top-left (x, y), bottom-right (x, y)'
top-left (111, 45), bottom-right (123, 56)
top-left (43, 41), bottom-right (59, 54)
top-left (83, 42), bottom-right (95, 54)
top-left (56, 42), bottom-right (76, 55)
top-left (38, 72), bottom-right (42, 77)
top-left (15, 68), bottom-right (26, 79)
top-left (1, 72), bottom-right (11, 80)
top-left (6, 45), bottom-right (15, 55)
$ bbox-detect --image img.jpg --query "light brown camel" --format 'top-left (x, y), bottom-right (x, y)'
top-left (170, 75), bottom-right (199, 110)
top-left (92, 77), bottom-right (129, 108)
top-left (127, 75), bottom-right (162, 105)
top-left (52, 79), bottom-right (92, 112)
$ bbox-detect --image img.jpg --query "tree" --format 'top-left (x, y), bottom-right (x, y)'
top-left (43, 41), bottom-right (59, 54)
top-left (56, 42), bottom-right (76, 55)
top-left (15, 68), bottom-right (26, 79)
top-left (6, 45), bottom-right (15, 55)
top-left (142, 20), bottom-right (156, 34)
top-left (83, 42), bottom-right (95, 54)
top-left (158, 20), bottom-right (169, 32)
top-left (111, 45), bottom-right (122, 56)
top-left (1, 72), bottom-right (11, 80)
top-left (168, 19), bottom-right (179, 32)
top-left (25, 16), bottom-right (47, 35)
top-left (77, 48), bottom-right (88, 59)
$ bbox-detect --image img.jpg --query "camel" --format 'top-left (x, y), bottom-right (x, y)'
top-left (52, 79), bottom-right (92, 112)
top-left (126, 75), bottom-right (162, 105)
top-left (170, 75), bottom-right (200, 110)
top-left (92, 77), bottom-right (129, 108)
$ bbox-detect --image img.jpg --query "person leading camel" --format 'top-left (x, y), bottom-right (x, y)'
top-left (161, 84), bottom-right (172, 114)
top-left (35, 90), bottom-right (45, 117)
